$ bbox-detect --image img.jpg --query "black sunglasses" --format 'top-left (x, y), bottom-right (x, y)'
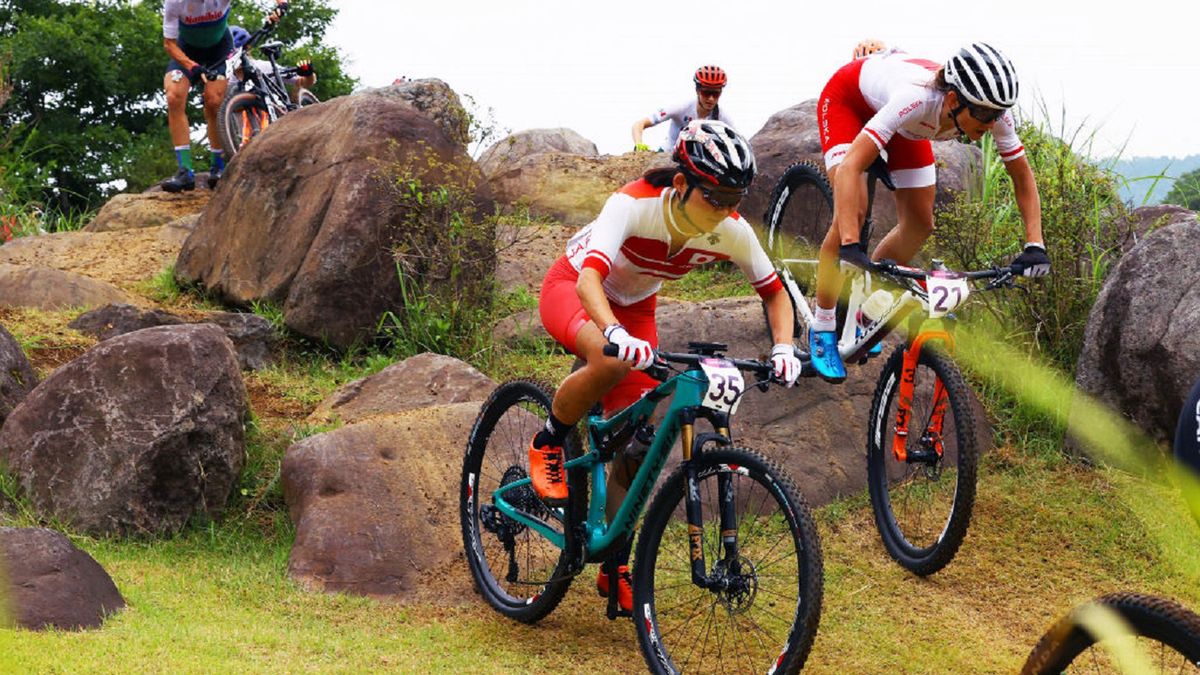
top-left (695, 183), bottom-right (744, 209)
top-left (696, 88), bottom-right (723, 98)
top-left (965, 102), bottom-right (1005, 124)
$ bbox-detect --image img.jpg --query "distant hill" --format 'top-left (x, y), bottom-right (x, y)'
top-left (1100, 154), bottom-right (1200, 206)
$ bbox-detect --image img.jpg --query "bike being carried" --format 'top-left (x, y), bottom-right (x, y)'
top-left (216, 6), bottom-right (319, 158)
top-left (762, 42), bottom-right (1051, 576)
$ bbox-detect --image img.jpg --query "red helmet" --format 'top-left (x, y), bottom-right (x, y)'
top-left (693, 65), bottom-right (727, 89)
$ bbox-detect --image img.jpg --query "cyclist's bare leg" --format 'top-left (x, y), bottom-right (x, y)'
top-left (164, 73), bottom-right (192, 147)
top-left (871, 185), bottom-right (935, 264)
top-left (202, 79), bottom-right (228, 152)
top-left (550, 321), bottom-right (632, 425)
top-left (815, 164), bottom-right (869, 310)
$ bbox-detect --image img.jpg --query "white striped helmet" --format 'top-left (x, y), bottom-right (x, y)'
top-left (944, 42), bottom-right (1019, 109)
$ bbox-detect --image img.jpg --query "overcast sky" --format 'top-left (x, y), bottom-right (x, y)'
top-left (325, 0), bottom-right (1198, 161)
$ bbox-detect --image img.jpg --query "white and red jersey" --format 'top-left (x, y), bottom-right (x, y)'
top-left (565, 179), bottom-right (781, 307)
top-left (855, 50), bottom-right (1025, 162)
top-left (646, 101), bottom-right (736, 151)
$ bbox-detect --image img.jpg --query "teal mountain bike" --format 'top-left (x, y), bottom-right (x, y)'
top-left (461, 342), bottom-right (823, 674)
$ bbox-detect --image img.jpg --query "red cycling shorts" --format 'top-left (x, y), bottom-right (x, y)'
top-left (540, 256), bottom-right (658, 415)
top-left (817, 58), bottom-right (936, 189)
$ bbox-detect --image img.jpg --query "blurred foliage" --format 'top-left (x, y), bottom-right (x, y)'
top-left (1162, 167), bottom-right (1200, 210)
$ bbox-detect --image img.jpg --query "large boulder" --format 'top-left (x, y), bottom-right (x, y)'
top-left (175, 79), bottom-right (494, 350)
top-left (0, 324), bottom-right (248, 536)
top-left (0, 225), bottom-right (189, 290)
top-left (494, 222), bottom-right (575, 295)
top-left (745, 99), bottom-right (982, 236)
top-left (484, 151), bottom-right (670, 227)
top-left (0, 263), bottom-right (131, 311)
top-left (68, 304), bottom-right (276, 371)
top-left (1073, 216), bottom-right (1200, 448)
top-left (308, 352), bottom-right (495, 425)
top-left (84, 191), bottom-right (210, 233)
top-left (0, 323), bottom-right (37, 426)
top-left (0, 527), bottom-right (125, 630)
top-left (478, 128), bottom-right (598, 179)
top-left (282, 403), bottom-right (478, 599)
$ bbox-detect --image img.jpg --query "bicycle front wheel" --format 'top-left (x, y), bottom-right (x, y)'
top-left (296, 88), bottom-right (320, 107)
top-left (460, 380), bottom-right (586, 624)
top-left (866, 345), bottom-right (978, 576)
top-left (217, 91), bottom-right (269, 158)
top-left (633, 446), bottom-right (823, 674)
top-left (1020, 592), bottom-right (1200, 674)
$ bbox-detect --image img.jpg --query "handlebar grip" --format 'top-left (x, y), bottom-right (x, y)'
top-left (602, 344), bottom-right (618, 358)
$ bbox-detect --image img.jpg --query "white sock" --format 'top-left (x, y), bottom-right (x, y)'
top-left (813, 306), bottom-right (837, 333)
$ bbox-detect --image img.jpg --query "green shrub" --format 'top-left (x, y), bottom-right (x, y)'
top-left (376, 146), bottom-right (496, 361)
top-left (931, 120), bottom-right (1131, 373)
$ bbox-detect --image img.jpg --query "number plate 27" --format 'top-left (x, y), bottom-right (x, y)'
top-left (926, 270), bottom-right (970, 318)
top-left (699, 358), bottom-right (744, 415)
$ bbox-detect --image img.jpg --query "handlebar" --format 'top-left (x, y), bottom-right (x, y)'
top-left (247, 3), bottom-right (288, 48)
top-left (866, 259), bottom-right (1021, 290)
top-left (601, 344), bottom-right (776, 383)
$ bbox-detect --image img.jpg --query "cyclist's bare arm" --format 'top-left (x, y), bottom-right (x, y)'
top-left (832, 134), bottom-right (882, 245)
top-left (1004, 154), bottom-right (1044, 244)
top-left (762, 288), bottom-right (795, 345)
top-left (162, 38), bottom-right (196, 71)
top-left (631, 118), bottom-right (653, 146)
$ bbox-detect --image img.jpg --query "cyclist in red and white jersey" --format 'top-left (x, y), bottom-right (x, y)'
top-left (808, 42), bottom-right (1051, 381)
top-left (631, 66), bottom-right (737, 152)
top-left (531, 120), bottom-right (801, 611)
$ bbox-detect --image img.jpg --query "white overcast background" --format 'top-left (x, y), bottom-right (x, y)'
top-left (325, 0), bottom-right (1198, 160)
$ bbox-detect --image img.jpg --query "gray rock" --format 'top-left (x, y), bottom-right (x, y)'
top-left (0, 324), bottom-right (248, 536)
top-left (1073, 216), bottom-right (1200, 450)
top-left (308, 352), bottom-right (495, 425)
top-left (0, 263), bottom-right (131, 311)
top-left (478, 128), bottom-right (598, 179)
top-left (0, 323), bottom-right (37, 427)
top-left (0, 527), bottom-right (125, 630)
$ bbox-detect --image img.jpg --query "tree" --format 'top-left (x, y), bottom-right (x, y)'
top-left (0, 0), bottom-right (356, 214)
top-left (1163, 167), bottom-right (1200, 210)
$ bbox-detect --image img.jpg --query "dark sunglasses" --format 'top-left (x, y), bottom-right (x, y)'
top-left (696, 184), bottom-right (744, 209)
top-left (965, 102), bottom-right (1005, 124)
top-left (696, 88), bottom-right (723, 98)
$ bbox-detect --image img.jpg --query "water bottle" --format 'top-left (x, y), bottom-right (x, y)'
top-left (625, 423), bottom-right (655, 460)
top-left (860, 289), bottom-right (895, 329)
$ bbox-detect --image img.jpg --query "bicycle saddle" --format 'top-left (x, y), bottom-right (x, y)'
top-left (867, 156), bottom-right (897, 192)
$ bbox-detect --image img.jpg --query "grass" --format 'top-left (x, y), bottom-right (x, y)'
top-left (0, 446), bottom-right (1195, 673)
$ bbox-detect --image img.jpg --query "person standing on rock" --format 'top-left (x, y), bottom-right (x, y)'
top-left (806, 42), bottom-right (1051, 382)
top-left (631, 65), bottom-right (736, 153)
top-left (529, 119), bottom-right (801, 613)
top-left (159, 0), bottom-right (288, 192)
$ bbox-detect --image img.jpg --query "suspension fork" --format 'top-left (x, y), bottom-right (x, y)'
top-left (892, 329), bottom-right (955, 462)
top-left (682, 411), bottom-right (734, 587)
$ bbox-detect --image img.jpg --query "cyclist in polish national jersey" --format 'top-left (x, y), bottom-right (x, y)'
top-left (631, 66), bottom-right (737, 152)
top-left (531, 120), bottom-right (801, 612)
top-left (808, 43), bottom-right (1051, 382)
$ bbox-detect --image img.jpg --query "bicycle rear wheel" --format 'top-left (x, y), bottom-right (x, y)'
top-left (866, 345), bottom-right (978, 576)
top-left (762, 162), bottom-right (833, 348)
top-left (1020, 592), bottom-right (1200, 674)
top-left (217, 91), bottom-right (270, 158)
top-left (633, 446), bottom-right (823, 674)
top-left (460, 380), bottom-right (586, 623)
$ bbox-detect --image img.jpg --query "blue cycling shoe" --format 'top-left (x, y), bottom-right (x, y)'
top-left (809, 330), bottom-right (847, 383)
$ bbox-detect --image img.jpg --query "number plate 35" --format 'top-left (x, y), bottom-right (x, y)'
top-left (926, 270), bottom-right (970, 318)
top-left (700, 358), bottom-right (744, 415)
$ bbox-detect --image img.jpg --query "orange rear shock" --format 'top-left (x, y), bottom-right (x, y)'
top-left (891, 329), bottom-right (955, 462)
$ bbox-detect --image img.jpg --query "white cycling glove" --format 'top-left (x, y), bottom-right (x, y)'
top-left (771, 343), bottom-right (802, 387)
top-left (603, 324), bottom-right (655, 370)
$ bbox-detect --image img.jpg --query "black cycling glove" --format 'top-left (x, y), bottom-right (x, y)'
top-left (838, 242), bottom-right (872, 270)
top-left (1011, 242), bottom-right (1051, 277)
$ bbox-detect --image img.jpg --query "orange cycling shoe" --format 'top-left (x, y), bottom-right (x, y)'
top-left (597, 565), bottom-right (633, 613)
top-left (528, 439), bottom-right (568, 505)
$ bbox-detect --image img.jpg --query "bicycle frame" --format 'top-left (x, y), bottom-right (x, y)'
top-left (491, 361), bottom-right (730, 567)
